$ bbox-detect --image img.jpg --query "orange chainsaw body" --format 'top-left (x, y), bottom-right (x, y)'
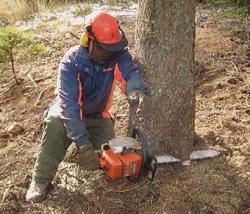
top-left (99, 146), bottom-right (143, 180)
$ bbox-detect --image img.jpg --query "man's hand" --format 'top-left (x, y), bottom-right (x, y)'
top-left (128, 90), bottom-right (145, 108)
top-left (128, 90), bottom-right (145, 121)
top-left (76, 144), bottom-right (99, 171)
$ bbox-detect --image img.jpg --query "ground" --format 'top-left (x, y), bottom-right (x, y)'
top-left (0, 5), bottom-right (250, 214)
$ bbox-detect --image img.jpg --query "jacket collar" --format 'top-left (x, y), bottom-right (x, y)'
top-left (75, 46), bottom-right (117, 77)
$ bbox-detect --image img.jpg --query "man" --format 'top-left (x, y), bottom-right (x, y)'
top-left (26, 12), bottom-right (147, 203)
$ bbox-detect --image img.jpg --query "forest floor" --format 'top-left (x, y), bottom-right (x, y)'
top-left (0, 4), bottom-right (250, 214)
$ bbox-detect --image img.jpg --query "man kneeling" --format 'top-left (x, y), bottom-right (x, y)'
top-left (26, 12), bottom-right (147, 202)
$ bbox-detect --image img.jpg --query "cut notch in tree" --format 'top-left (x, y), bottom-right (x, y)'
top-left (134, 0), bottom-right (196, 160)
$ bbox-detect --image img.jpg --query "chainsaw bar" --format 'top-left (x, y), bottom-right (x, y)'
top-left (156, 149), bottom-right (220, 164)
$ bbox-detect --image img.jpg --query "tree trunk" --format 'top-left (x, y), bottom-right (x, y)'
top-left (9, 50), bottom-right (19, 85)
top-left (134, 0), bottom-right (195, 160)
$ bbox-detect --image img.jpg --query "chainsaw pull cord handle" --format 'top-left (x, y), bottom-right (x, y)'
top-left (132, 128), bottom-right (157, 181)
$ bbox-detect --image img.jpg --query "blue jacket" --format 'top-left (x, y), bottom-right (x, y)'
top-left (56, 45), bottom-right (147, 146)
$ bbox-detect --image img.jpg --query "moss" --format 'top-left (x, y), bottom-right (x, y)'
top-left (209, 0), bottom-right (248, 7)
top-left (208, 0), bottom-right (249, 19)
top-left (217, 6), bottom-right (248, 19)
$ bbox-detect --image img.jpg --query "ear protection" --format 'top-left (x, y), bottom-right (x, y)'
top-left (80, 25), bottom-right (95, 48)
top-left (80, 32), bottom-right (89, 47)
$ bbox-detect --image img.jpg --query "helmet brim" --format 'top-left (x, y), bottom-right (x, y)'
top-left (98, 31), bottom-right (128, 52)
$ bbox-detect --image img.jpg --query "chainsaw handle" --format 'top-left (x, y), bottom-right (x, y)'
top-left (132, 128), bottom-right (144, 144)
top-left (132, 128), bottom-right (157, 182)
top-left (132, 128), bottom-right (147, 170)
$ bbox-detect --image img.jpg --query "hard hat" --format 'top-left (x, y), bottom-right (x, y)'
top-left (87, 12), bottom-right (128, 51)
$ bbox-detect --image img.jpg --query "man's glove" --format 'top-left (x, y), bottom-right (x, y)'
top-left (76, 143), bottom-right (99, 171)
top-left (128, 90), bottom-right (145, 109)
top-left (128, 90), bottom-right (145, 121)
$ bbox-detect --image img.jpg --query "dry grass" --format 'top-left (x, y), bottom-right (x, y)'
top-left (0, 0), bottom-right (34, 23)
top-left (73, 4), bottom-right (92, 17)
top-left (0, 0), bottom-right (56, 24)
top-left (0, 1), bottom-right (11, 23)
top-left (0, 0), bottom-right (136, 24)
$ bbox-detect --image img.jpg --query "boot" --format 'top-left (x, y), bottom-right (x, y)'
top-left (26, 181), bottom-right (53, 203)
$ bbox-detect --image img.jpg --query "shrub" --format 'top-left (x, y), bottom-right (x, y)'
top-left (0, 27), bottom-right (49, 84)
top-left (73, 4), bottom-right (92, 17)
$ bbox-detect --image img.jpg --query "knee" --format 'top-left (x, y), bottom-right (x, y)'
top-left (45, 116), bottom-right (65, 133)
top-left (42, 115), bottom-right (71, 152)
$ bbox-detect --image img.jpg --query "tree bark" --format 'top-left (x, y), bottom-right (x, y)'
top-left (134, 0), bottom-right (195, 160)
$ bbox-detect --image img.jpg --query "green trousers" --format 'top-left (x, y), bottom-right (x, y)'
top-left (32, 107), bottom-right (115, 184)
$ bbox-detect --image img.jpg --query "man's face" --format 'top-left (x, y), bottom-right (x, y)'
top-left (89, 40), bottom-right (122, 64)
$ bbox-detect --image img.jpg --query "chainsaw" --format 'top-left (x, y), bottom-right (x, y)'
top-left (98, 128), bottom-right (220, 181)
top-left (99, 97), bottom-right (220, 181)
top-left (99, 128), bottom-right (157, 181)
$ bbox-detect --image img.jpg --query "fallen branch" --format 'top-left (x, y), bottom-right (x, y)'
top-left (34, 87), bottom-right (50, 106)
top-left (0, 66), bottom-right (33, 97)
top-left (0, 81), bottom-right (16, 96)
top-left (246, 94), bottom-right (250, 107)
top-left (0, 73), bottom-right (56, 98)
top-left (69, 31), bottom-right (80, 40)
top-left (27, 73), bottom-right (56, 85)
top-left (28, 73), bottom-right (38, 88)
top-left (17, 135), bottom-right (31, 144)
top-left (23, 65), bottom-right (33, 77)
top-left (227, 60), bottom-right (239, 73)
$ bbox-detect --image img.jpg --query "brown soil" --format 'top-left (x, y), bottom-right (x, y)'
top-left (0, 7), bottom-right (250, 214)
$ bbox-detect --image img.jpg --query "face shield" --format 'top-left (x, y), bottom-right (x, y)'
top-left (89, 40), bottom-right (123, 64)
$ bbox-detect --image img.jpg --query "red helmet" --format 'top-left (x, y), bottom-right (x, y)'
top-left (87, 12), bottom-right (128, 51)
